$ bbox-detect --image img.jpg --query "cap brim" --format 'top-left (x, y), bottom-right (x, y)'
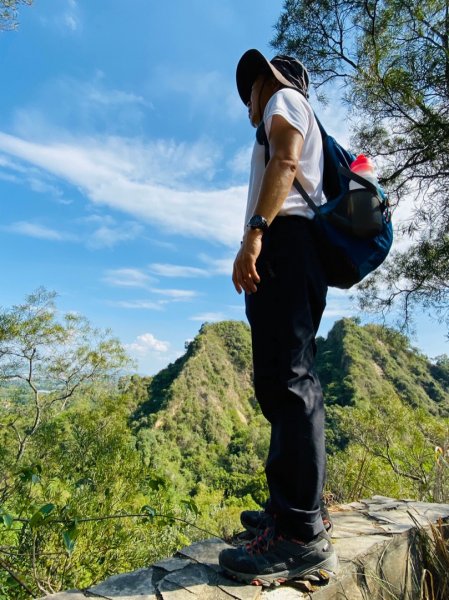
top-left (236, 49), bottom-right (270, 105)
top-left (236, 49), bottom-right (297, 105)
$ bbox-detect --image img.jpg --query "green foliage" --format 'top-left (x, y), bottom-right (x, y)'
top-left (0, 391), bottom-right (207, 597)
top-left (317, 318), bottom-right (449, 415)
top-left (414, 519), bottom-right (449, 600)
top-left (273, 0), bottom-right (449, 334)
top-left (0, 0), bottom-right (32, 31)
top-left (327, 395), bottom-right (449, 502)
top-left (0, 288), bottom-right (131, 464)
top-left (1, 297), bottom-right (449, 596)
top-left (132, 321), bottom-right (261, 499)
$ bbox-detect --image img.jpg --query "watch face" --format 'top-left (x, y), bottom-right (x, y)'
top-left (248, 215), bottom-right (268, 230)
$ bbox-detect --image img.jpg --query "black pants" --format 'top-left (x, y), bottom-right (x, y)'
top-left (245, 216), bottom-right (328, 541)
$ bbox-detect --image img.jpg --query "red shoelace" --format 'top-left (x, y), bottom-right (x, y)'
top-left (245, 527), bottom-right (283, 555)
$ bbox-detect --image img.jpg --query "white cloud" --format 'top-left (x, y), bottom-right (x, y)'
top-left (28, 177), bottom-right (64, 198)
top-left (199, 253), bottom-right (234, 275)
top-left (152, 288), bottom-right (198, 300)
top-left (59, 0), bottom-right (80, 32)
top-left (126, 333), bottom-right (169, 354)
top-left (86, 87), bottom-right (148, 108)
top-left (87, 221), bottom-right (144, 249)
top-left (227, 144), bottom-right (253, 176)
top-left (0, 155), bottom-right (27, 171)
top-left (64, 13), bottom-right (78, 31)
top-left (312, 95), bottom-right (352, 146)
top-left (103, 267), bottom-right (197, 300)
top-left (150, 239), bottom-right (177, 252)
top-left (228, 304), bottom-right (245, 311)
top-left (1, 154), bottom-right (66, 200)
top-left (6, 221), bottom-right (75, 242)
top-left (322, 290), bottom-right (354, 319)
top-left (40, 0), bottom-right (81, 33)
top-left (6, 213), bottom-right (143, 249)
top-left (103, 268), bottom-right (153, 288)
top-left (112, 300), bottom-right (162, 310)
top-left (56, 73), bottom-right (150, 110)
top-left (153, 67), bottom-right (242, 122)
top-left (190, 312), bottom-right (226, 322)
top-left (0, 131), bottom-right (245, 247)
top-left (10, 73), bottom-right (152, 141)
top-left (149, 263), bottom-right (210, 278)
top-left (0, 172), bottom-right (20, 184)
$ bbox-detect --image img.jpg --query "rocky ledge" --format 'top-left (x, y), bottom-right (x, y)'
top-left (40, 496), bottom-right (449, 600)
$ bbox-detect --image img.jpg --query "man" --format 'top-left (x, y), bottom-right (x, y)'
top-left (218, 49), bottom-right (338, 587)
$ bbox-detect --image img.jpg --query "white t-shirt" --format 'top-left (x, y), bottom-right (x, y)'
top-left (244, 88), bottom-right (325, 228)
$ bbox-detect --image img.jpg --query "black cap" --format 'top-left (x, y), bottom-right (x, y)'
top-left (236, 49), bottom-right (309, 105)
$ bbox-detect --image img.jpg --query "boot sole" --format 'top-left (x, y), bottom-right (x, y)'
top-left (221, 555), bottom-right (338, 588)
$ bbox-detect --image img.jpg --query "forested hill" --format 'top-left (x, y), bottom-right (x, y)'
top-left (133, 317), bottom-right (449, 429)
top-left (315, 318), bottom-right (449, 416)
top-left (130, 320), bottom-right (264, 499)
top-left (129, 318), bottom-right (449, 500)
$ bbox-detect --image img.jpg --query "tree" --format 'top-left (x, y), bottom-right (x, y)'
top-left (272, 0), bottom-right (449, 333)
top-left (0, 288), bottom-right (131, 464)
top-left (0, 291), bottom-right (208, 598)
top-left (327, 394), bottom-right (449, 502)
top-left (0, 0), bottom-right (32, 30)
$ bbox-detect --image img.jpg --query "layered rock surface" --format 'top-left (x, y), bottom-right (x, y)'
top-left (40, 497), bottom-right (449, 599)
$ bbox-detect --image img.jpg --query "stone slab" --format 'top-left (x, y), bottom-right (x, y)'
top-left (338, 502), bottom-right (367, 511)
top-left (163, 563), bottom-right (210, 590)
top-left (367, 503), bottom-right (449, 533)
top-left (217, 573), bottom-right (263, 600)
top-left (333, 533), bottom-right (392, 562)
top-left (86, 567), bottom-right (156, 599)
top-left (365, 501), bottom-right (403, 512)
top-left (157, 562), bottom-right (261, 600)
top-left (158, 563), bottom-right (225, 599)
top-left (153, 557), bottom-right (193, 572)
top-left (360, 495), bottom-right (397, 505)
top-left (329, 511), bottom-right (386, 537)
top-left (405, 500), bottom-right (449, 520)
top-left (177, 537), bottom-right (233, 573)
top-left (260, 587), bottom-right (306, 599)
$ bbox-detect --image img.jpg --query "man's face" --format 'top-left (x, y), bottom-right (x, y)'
top-left (248, 74), bottom-right (274, 128)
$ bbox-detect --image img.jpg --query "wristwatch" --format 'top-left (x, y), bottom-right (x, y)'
top-left (246, 214), bottom-right (268, 233)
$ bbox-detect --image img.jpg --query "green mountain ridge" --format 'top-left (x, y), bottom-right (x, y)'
top-left (134, 320), bottom-right (254, 436)
top-left (316, 318), bottom-right (449, 415)
top-left (2, 316), bottom-right (448, 597)
top-left (132, 320), bottom-right (266, 499)
top-left (129, 317), bottom-right (449, 504)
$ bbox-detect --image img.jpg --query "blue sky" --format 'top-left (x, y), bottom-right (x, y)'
top-left (0, 0), bottom-right (446, 374)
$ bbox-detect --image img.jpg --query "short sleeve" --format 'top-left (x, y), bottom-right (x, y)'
top-left (264, 89), bottom-right (311, 139)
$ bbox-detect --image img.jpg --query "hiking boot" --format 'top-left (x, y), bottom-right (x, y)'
top-left (241, 501), bottom-right (333, 536)
top-left (219, 526), bottom-right (338, 587)
top-left (240, 509), bottom-right (275, 534)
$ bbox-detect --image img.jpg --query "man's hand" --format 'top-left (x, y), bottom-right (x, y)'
top-left (232, 229), bottom-right (263, 294)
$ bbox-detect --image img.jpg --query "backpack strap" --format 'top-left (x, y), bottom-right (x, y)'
top-left (339, 166), bottom-right (378, 194)
top-left (255, 120), bottom-right (379, 212)
top-left (313, 114), bottom-right (378, 194)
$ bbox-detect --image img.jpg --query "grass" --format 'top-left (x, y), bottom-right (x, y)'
top-left (412, 517), bottom-right (449, 600)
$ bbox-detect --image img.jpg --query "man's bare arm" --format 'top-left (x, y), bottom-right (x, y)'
top-left (232, 115), bottom-right (304, 294)
top-left (253, 115), bottom-right (304, 223)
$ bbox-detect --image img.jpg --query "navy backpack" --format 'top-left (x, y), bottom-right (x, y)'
top-left (257, 117), bottom-right (393, 289)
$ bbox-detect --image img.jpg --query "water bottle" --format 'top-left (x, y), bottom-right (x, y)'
top-left (349, 154), bottom-right (378, 191)
top-left (347, 154), bottom-right (383, 237)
